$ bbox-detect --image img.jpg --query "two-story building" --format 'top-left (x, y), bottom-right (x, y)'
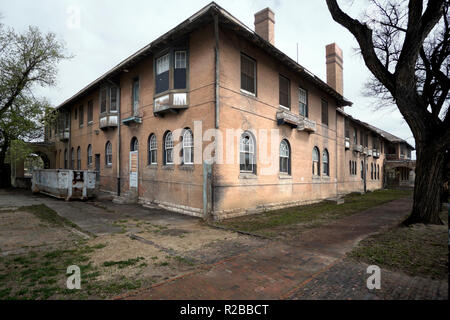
top-left (42, 3), bottom-right (414, 219)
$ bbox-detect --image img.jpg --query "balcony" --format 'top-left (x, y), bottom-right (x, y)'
top-left (57, 130), bottom-right (69, 141)
top-left (99, 113), bottom-right (118, 129)
top-left (276, 109), bottom-right (300, 128)
top-left (373, 149), bottom-right (380, 158)
top-left (363, 147), bottom-right (369, 155)
top-left (367, 149), bottom-right (373, 157)
top-left (297, 117), bottom-right (316, 133)
top-left (353, 144), bottom-right (363, 153)
top-left (345, 137), bottom-right (350, 149)
top-left (153, 92), bottom-right (189, 116)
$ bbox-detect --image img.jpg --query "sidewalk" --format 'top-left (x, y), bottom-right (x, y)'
top-left (118, 196), bottom-right (438, 300)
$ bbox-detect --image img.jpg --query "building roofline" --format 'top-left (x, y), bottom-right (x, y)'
top-left (337, 108), bottom-right (415, 150)
top-left (55, 2), bottom-right (352, 110)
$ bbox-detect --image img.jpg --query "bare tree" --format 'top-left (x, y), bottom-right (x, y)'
top-left (326, 0), bottom-right (449, 224)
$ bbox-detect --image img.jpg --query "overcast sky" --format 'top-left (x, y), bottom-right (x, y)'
top-left (1, 0), bottom-right (415, 156)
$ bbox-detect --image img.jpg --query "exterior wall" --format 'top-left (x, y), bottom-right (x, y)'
top-left (47, 22), bottom-right (391, 220)
top-left (49, 25), bottom-right (217, 217)
top-left (213, 28), bottom-right (350, 219)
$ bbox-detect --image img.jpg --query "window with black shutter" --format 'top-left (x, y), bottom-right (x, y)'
top-left (321, 100), bottom-right (328, 125)
top-left (279, 75), bottom-right (290, 108)
top-left (155, 53), bottom-right (170, 94)
top-left (87, 100), bottom-right (93, 124)
top-left (174, 51), bottom-right (187, 89)
top-left (241, 54), bottom-right (256, 95)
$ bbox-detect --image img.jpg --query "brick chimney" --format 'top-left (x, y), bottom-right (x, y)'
top-left (254, 8), bottom-right (275, 45)
top-left (325, 43), bottom-right (343, 95)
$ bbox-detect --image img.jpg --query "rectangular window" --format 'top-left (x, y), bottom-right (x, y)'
top-left (174, 51), bottom-right (187, 90)
top-left (132, 78), bottom-right (139, 115)
top-left (100, 88), bottom-right (107, 113)
top-left (279, 75), bottom-right (290, 109)
top-left (79, 105), bottom-right (84, 127)
top-left (241, 54), bottom-right (256, 95)
top-left (321, 100), bottom-right (328, 125)
top-left (110, 87), bottom-right (118, 112)
top-left (87, 100), bottom-right (93, 124)
top-left (299, 87), bottom-right (308, 117)
top-left (155, 53), bottom-right (170, 94)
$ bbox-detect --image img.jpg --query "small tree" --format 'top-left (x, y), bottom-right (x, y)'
top-left (326, 0), bottom-right (449, 224)
top-left (0, 19), bottom-right (70, 185)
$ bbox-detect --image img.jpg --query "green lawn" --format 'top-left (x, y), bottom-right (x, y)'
top-left (349, 209), bottom-right (448, 279)
top-left (215, 189), bottom-right (412, 236)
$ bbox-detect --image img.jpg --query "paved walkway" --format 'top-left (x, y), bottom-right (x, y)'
top-left (117, 196), bottom-right (448, 300)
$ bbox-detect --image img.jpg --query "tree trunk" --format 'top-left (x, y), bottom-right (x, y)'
top-left (403, 142), bottom-right (445, 225)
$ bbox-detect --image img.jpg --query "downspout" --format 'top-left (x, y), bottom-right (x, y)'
top-left (108, 79), bottom-right (121, 197)
top-left (335, 109), bottom-right (338, 198)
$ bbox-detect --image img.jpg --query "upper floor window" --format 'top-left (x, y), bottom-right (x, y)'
top-left (240, 132), bottom-right (256, 174)
top-left (148, 134), bottom-right (157, 165)
top-left (105, 141), bottom-right (112, 166)
top-left (132, 78), bottom-right (139, 116)
top-left (87, 100), bottom-right (93, 124)
top-left (241, 54), bottom-right (256, 95)
top-left (156, 54), bottom-right (170, 94)
top-left (87, 144), bottom-right (92, 167)
top-left (110, 87), bottom-right (118, 112)
top-left (164, 131), bottom-right (174, 164)
top-left (182, 129), bottom-right (194, 165)
top-left (323, 149), bottom-right (329, 176)
top-left (279, 139), bottom-right (291, 174)
top-left (77, 147), bottom-right (81, 170)
top-left (353, 128), bottom-right (357, 145)
top-left (312, 147), bottom-right (320, 176)
top-left (155, 47), bottom-right (188, 95)
top-left (321, 100), bottom-right (328, 125)
top-left (100, 88), bottom-right (108, 113)
top-left (79, 105), bottom-right (84, 127)
top-left (299, 87), bottom-right (308, 117)
top-left (279, 75), bottom-right (290, 109)
top-left (174, 51), bottom-right (187, 90)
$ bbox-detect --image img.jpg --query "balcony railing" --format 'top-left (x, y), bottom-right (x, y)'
top-left (154, 92), bottom-right (189, 116)
top-left (276, 109), bottom-right (300, 128)
top-left (297, 117), bottom-right (316, 133)
top-left (57, 129), bottom-right (69, 141)
top-left (353, 144), bottom-right (363, 153)
top-left (99, 113), bottom-right (118, 129)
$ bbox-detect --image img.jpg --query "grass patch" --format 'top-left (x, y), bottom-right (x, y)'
top-left (19, 204), bottom-right (87, 234)
top-left (348, 210), bottom-right (448, 279)
top-left (103, 257), bottom-right (145, 269)
top-left (216, 189), bottom-right (412, 235)
top-left (0, 242), bottom-right (147, 300)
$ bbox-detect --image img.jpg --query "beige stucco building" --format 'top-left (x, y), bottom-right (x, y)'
top-left (37, 3), bottom-right (414, 220)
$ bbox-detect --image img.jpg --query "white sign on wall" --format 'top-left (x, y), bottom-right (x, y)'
top-left (129, 151), bottom-right (138, 188)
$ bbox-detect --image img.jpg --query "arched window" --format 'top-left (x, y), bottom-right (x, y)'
top-left (377, 164), bottom-right (380, 180)
top-left (182, 129), bottom-right (194, 164)
top-left (64, 149), bottom-right (68, 169)
top-left (240, 132), bottom-right (256, 173)
top-left (77, 147), bottom-right (81, 170)
top-left (87, 144), bottom-right (92, 167)
top-left (148, 134), bottom-right (157, 165)
top-left (371, 163), bottom-right (374, 180)
top-left (105, 141), bottom-right (112, 166)
top-left (349, 160), bottom-right (352, 175)
top-left (70, 147), bottom-right (75, 169)
top-left (312, 147), bottom-right (320, 176)
top-left (279, 139), bottom-right (291, 174)
top-left (130, 137), bottom-right (139, 152)
top-left (164, 131), bottom-right (174, 164)
top-left (361, 161), bottom-right (364, 179)
top-left (323, 149), bottom-right (329, 176)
